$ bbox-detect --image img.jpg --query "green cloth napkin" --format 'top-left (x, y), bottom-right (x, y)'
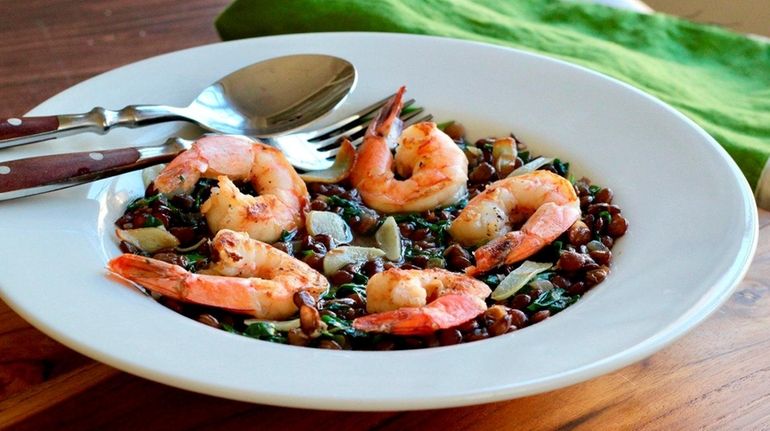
top-left (215, 0), bottom-right (770, 207)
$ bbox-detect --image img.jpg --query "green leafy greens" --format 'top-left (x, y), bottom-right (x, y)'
top-left (527, 288), bottom-right (580, 313)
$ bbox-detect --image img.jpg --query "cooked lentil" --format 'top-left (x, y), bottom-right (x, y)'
top-left (115, 123), bottom-right (627, 350)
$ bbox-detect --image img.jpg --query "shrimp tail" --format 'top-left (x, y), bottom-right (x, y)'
top-left (108, 253), bottom-right (262, 315)
top-left (108, 254), bottom-right (191, 298)
top-left (352, 294), bottom-right (486, 336)
top-left (470, 231), bottom-right (537, 275)
top-left (471, 202), bottom-right (581, 274)
top-left (367, 86), bottom-right (405, 142)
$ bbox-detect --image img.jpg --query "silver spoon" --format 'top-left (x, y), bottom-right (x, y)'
top-left (0, 54), bottom-right (357, 149)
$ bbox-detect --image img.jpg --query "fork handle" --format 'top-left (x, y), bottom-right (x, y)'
top-left (0, 137), bottom-right (190, 201)
top-left (0, 105), bottom-right (189, 150)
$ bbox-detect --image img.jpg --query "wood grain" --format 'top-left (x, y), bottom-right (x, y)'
top-left (0, 147), bottom-right (141, 192)
top-left (0, 0), bottom-right (229, 119)
top-left (2, 1), bottom-right (770, 430)
top-left (0, 116), bottom-right (59, 142)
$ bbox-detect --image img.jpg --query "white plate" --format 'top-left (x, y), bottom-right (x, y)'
top-left (0, 33), bottom-right (757, 411)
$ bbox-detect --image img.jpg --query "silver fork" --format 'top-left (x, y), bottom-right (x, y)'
top-left (265, 95), bottom-right (431, 171)
top-left (0, 95), bottom-right (432, 201)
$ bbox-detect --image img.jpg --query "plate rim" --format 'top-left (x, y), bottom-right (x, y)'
top-left (1, 32), bottom-right (759, 411)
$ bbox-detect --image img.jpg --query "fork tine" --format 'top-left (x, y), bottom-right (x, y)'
top-left (301, 94), bottom-right (393, 139)
top-left (320, 146), bottom-right (344, 160)
top-left (346, 113), bottom-right (433, 149)
top-left (302, 94), bottom-right (406, 140)
top-left (312, 104), bottom-right (421, 151)
top-left (325, 113), bottom-right (435, 159)
top-left (308, 99), bottom-right (415, 146)
top-left (403, 113), bottom-right (433, 127)
top-left (399, 108), bottom-right (427, 124)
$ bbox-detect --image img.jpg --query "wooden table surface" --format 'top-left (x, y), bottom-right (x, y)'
top-left (2, 1), bottom-right (770, 429)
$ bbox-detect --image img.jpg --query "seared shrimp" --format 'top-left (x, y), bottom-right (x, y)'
top-left (350, 87), bottom-right (468, 213)
top-left (449, 170), bottom-right (580, 274)
top-left (352, 268), bottom-right (490, 335)
top-left (201, 176), bottom-right (300, 244)
top-left (108, 230), bottom-right (328, 320)
top-left (153, 135), bottom-right (309, 243)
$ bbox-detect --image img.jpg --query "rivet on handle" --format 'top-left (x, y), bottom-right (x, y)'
top-left (0, 166), bottom-right (11, 174)
top-left (7, 118), bottom-right (22, 126)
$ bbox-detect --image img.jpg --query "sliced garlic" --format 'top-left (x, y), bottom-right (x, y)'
top-left (508, 157), bottom-right (555, 177)
top-left (323, 246), bottom-right (386, 276)
top-left (492, 137), bottom-right (517, 177)
top-left (299, 138), bottom-right (356, 183)
top-left (116, 227), bottom-right (179, 253)
top-left (305, 210), bottom-right (353, 244)
top-left (491, 261), bottom-right (553, 301)
top-left (375, 216), bottom-right (402, 261)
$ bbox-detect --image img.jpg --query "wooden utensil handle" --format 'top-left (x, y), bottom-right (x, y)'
top-left (0, 116), bottom-right (60, 141)
top-left (0, 148), bottom-right (141, 192)
top-left (0, 106), bottom-right (188, 150)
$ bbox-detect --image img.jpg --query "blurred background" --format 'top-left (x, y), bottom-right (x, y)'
top-left (1, 0), bottom-right (767, 119)
top-left (646, 0), bottom-right (770, 37)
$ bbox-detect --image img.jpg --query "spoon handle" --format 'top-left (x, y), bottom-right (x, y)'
top-left (0, 137), bottom-right (191, 201)
top-left (0, 105), bottom-right (190, 150)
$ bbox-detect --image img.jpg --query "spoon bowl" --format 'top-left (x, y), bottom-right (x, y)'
top-left (0, 54), bottom-right (357, 148)
top-left (187, 54), bottom-right (356, 136)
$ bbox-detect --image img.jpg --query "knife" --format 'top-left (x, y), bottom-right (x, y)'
top-left (0, 137), bottom-right (192, 201)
